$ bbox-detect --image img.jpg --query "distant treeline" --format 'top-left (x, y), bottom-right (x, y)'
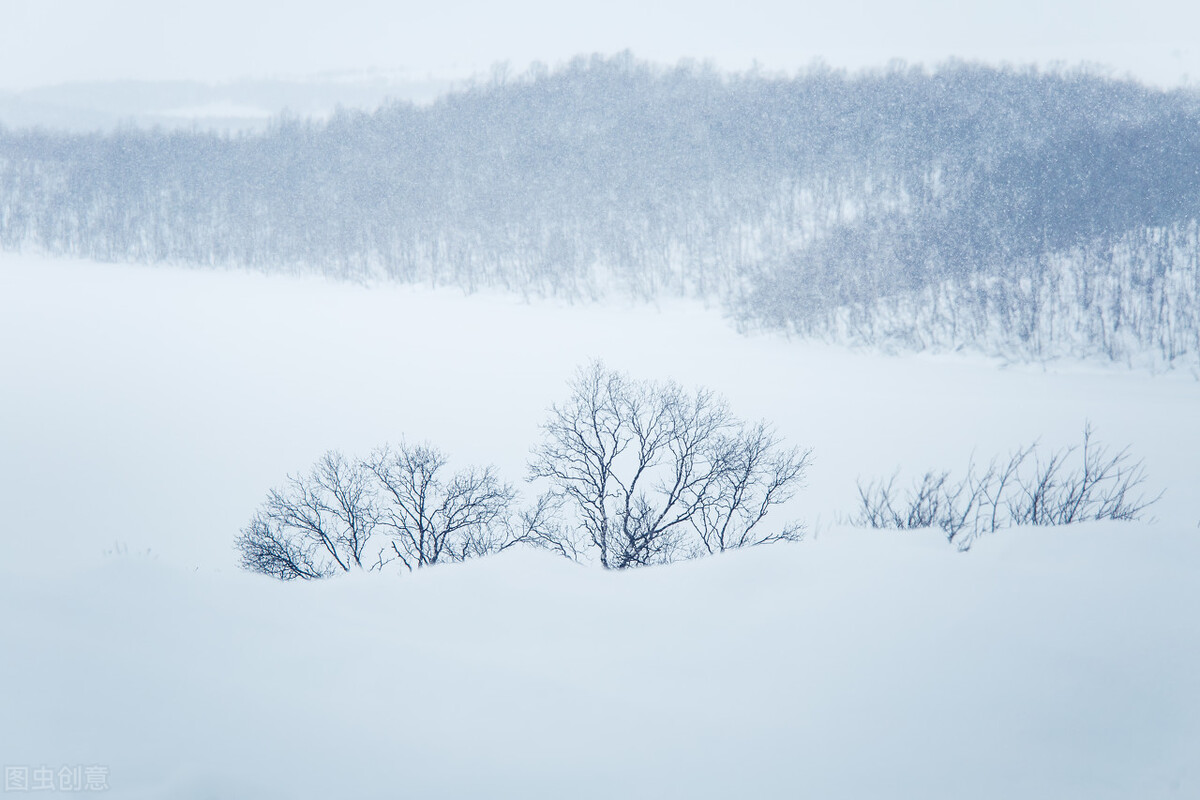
top-left (2, 55), bottom-right (1199, 367)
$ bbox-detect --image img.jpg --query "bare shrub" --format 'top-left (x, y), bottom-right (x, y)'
top-left (854, 425), bottom-right (1160, 549)
top-left (854, 424), bottom-right (1161, 551)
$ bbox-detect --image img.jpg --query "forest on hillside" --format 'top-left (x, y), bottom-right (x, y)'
top-left (2, 55), bottom-right (1198, 367)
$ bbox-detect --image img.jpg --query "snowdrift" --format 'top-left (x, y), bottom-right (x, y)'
top-left (2, 524), bottom-right (1197, 799)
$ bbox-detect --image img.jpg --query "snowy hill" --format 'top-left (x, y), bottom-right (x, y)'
top-left (1, 253), bottom-right (1197, 797)
top-left (4, 59), bottom-right (1199, 368)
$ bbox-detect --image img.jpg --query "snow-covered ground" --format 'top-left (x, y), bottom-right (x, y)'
top-left (3, 525), bottom-right (1198, 799)
top-left (1, 253), bottom-right (1198, 798)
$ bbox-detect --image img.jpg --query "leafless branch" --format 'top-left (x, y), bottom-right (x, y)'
top-left (528, 361), bottom-right (809, 568)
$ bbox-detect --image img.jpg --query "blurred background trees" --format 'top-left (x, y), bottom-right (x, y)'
top-left (3, 56), bottom-right (1198, 367)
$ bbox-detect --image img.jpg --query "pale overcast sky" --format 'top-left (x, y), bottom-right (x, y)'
top-left (2, 0), bottom-right (1197, 89)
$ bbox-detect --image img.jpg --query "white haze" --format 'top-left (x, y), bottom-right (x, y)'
top-left (3, 0), bottom-right (1199, 92)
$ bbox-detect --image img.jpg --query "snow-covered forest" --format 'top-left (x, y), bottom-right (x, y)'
top-left (3, 56), bottom-right (1199, 367)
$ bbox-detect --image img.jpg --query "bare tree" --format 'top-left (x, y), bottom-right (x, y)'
top-left (528, 361), bottom-right (811, 568)
top-left (236, 450), bottom-right (379, 580)
top-left (238, 443), bottom-right (540, 580)
top-left (509, 491), bottom-right (584, 562)
top-left (690, 422), bottom-right (809, 554)
top-left (365, 442), bottom-right (520, 570)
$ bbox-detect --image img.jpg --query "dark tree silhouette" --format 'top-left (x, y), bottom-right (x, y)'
top-left (236, 451), bottom-right (379, 580)
top-left (3, 57), bottom-right (1199, 367)
top-left (528, 362), bottom-right (810, 568)
top-left (853, 424), bottom-right (1161, 549)
top-left (237, 443), bottom-right (539, 580)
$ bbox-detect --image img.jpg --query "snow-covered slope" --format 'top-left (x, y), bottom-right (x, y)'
top-left (1, 253), bottom-right (1196, 571)
top-left (1, 253), bottom-right (1197, 798)
top-left (1, 526), bottom-right (1197, 799)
